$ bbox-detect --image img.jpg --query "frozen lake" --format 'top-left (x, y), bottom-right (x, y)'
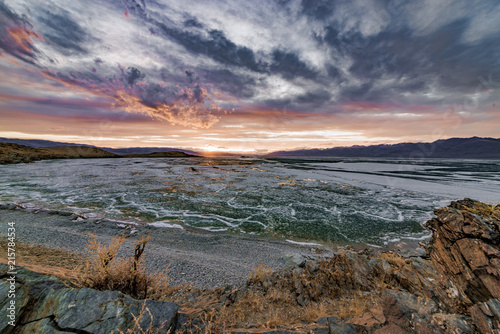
top-left (1, 157), bottom-right (499, 244)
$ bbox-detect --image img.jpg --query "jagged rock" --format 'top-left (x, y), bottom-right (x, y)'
top-left (328, 323), bottom-right (357, 334)
top-left (316, 316), bottom-right (339, 326)
top-left (399, 247), bottom-right (428, 259)
top-left (431, 313), bottom-right (474, 334)
top-left (0, 264), bottom-right (178, 333)
top-left (425, 198), bottom-right (500, 333)
top-left (381, 289), bottom-right (442, 333)
top-left (283, 254), bottom-right (306, 268)
top-left (350, 306), bottom-right (385, 328)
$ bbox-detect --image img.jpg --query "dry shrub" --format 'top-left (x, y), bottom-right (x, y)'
top-left (73, 234), bottom-right (174, 300)
top-left (249, 264), bottom-right (273, 284)
top-left (380, 252), bottom-right (408, 268)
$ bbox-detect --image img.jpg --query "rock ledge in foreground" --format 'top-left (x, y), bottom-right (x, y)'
top-left (425, 198), bottom-right (500, 333)
top-left (0, 264), bottom-right (178, 333)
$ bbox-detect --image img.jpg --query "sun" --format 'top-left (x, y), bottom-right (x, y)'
top-left (194, 144), bottom-right (258, 156)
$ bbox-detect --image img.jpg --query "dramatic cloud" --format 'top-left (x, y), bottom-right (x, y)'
top-left (41, 66), bottom-right (221, 128)
top-left (37, 10), bottom-right (91, 55)
top-left (0, 0), bottom-right (499, 151)
top-left (0, 2), bottom-right (43, 64)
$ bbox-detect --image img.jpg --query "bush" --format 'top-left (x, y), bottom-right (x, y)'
top-left (72, 234), bottom-right (173, 300)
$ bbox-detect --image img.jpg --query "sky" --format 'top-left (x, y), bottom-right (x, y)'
top-left (0, 0), bottom-right (499, 153)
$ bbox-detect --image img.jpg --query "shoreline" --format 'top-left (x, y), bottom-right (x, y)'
top-left (0, 203), bottom-right (337, 289)
top-left (0, 200), bottom-right (431, 248)
top-left (0, 202), bottom-right (426, 289)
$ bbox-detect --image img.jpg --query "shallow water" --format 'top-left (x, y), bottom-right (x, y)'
top-left (1, 157), bottom-right (499, 244)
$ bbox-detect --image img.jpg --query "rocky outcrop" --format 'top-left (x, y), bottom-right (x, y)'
top-left (0, 264), bottom-right (178, 333)
top-left (222, 199), bottom-right (500, 333)
top-left (425, 198), bottom-right (500, 333)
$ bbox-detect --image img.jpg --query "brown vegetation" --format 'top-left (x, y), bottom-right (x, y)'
top-left (463, 200), bottom-right (500, 220)
top-left (173, 249), bottom-right (435, 332)
top-left (0, 237), bottom-right (84, 276)
top-left (114, 302), bottom-right (172, 334)
top-left (72, 234), bottom-right (177, 300)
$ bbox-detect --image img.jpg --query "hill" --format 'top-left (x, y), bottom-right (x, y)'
top-left (269, 137), bottom-right (500, 159)
top-left (0, 143), bottom-right (196, 164)
top-left (0, 137), bottom-right (197, 155)
top-left (0, 143), bottom-right (119, 164)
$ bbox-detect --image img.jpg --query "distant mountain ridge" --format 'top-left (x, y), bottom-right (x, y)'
top-left (2, 136), bottom-right (499, 159)
top-left (0, 138), bottom-right (197, 155)
top-left (269, 137), bottom-right (500, 159)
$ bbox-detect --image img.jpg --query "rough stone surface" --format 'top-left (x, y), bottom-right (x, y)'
top-left (0, 264), bottom-right (178, 334)
top-left (283, 254), bottom-right (306, 268)
top-left (425, 198), bottom-right (500, 333)
top-left (328, 323), bottom-right (357, 334)
top-left (350, 306), bottom-right (385, 328)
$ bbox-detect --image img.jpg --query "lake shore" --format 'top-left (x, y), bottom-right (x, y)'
top-left (0, 203), bottom-right (338, 289)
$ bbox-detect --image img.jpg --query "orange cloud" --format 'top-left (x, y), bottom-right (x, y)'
top-left (7, 26), bottom-right (43, 53)
top-left (114, 89), bottom-right (220, 128)
top-left (40, 70), bottom-right (221, 128)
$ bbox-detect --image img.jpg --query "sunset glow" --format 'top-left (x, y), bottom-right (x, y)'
top-left (0, 0), bottom-right (499, 153)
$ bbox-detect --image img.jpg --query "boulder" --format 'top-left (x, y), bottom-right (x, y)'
top-left (0, 264), bottom-right (178, 333)
top-left (283, 254), bottom-right (306, 268)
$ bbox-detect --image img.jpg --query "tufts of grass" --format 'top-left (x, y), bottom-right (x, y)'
top-left (72, 234), bottom-right (176, 300)
top-left (113, 302), bottom-right (172, 334)
top-left (464, 201), bottom-right (500, 220)
top-left (248, 264), bottom-right (273, 284)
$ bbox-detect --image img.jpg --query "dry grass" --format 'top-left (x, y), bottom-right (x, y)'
top-left (249, 264), bottom-right (273, 284)
top-left (113, 302), bottom-right (172, 334)
top-left (197, 255), bottom-right (388, 330)
top-left (192, 250), bottom-right (426, 331)
top-left (464, 201), bottom-right (500, 220)
top-left (72, 234), bottom-right (176, 300)
top-left (216, 286), bottom-right (379, 329)
top-left (380, 252), bottom-right (408, 268)
top-left (0, 237), bottom-right (84, 270)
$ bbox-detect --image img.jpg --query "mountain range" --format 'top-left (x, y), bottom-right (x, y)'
top-left (1, 137), bottom-right (499, 159)
top-left (268, 137), bottom-right (500, 159)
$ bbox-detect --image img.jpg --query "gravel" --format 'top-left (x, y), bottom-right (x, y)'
top-left (0, 204), bottom-right (334, 289)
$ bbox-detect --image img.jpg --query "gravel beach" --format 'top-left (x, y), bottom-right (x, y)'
top-left (0, 204), bottom-right (334, 289)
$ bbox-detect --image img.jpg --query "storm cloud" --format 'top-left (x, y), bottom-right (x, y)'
top-left (0, 0), bottom-right (499, 138)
